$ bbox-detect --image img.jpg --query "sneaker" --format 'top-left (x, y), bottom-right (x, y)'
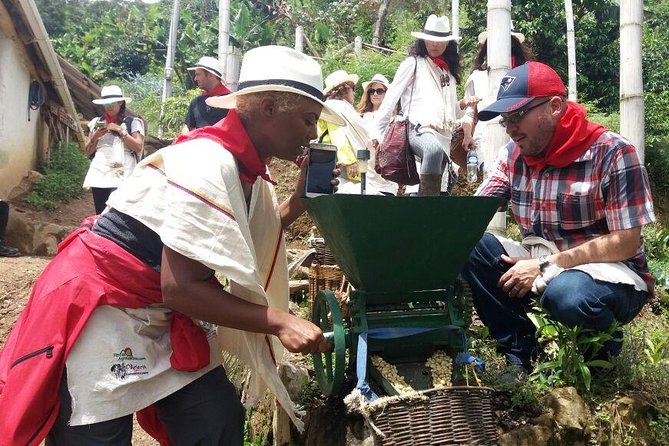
top-left (0, 244), bottom-right (20, 257)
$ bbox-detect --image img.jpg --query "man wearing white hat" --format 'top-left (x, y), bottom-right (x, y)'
top-left (182, 56), bottom-right (231, 132)
top-left (0, 46), bottom-right (341, 444)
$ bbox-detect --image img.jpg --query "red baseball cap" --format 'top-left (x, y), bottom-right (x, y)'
top-left (478, 62), bottom-right (567, 121)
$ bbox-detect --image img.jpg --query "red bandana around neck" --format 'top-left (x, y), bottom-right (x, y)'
top-left (176, 109), bottom-right (275, 185)
top-left (429, 56), bottom-right (449, 71)
top-left (104, 113), bottom-right (120, 124)
top-left (202, 83), bottom-right (232, 97)
top-left (522, 101), bottom-right (606, 172)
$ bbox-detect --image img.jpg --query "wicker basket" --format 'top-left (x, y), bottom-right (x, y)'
top-left (366, 386), bottom-right (497, 445)
top-left (308, 262), bottom-right (345, 302)
top-left (309, 237), bottom-right (337, 265)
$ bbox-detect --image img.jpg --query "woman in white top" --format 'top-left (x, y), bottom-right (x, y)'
top-left (372, 15), bottom-right (475, 196)
top-left (318, 71), bottom-right (397, 195)
top-left (462, 27), bottom-right (535, 153)
top-left (83, 85), bottom-right (145, 214)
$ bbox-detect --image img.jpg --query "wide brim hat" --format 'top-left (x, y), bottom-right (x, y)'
top-left (478, 62), bottom-right (566, 121)
top-left (92, 85), bottom-right (132, 105)
top-left (362, 73), bottom-right (390, 92)
top-left (187, 56), bottom-right (225, 79)
top-left (477, 30), bottom-right (525, 45)
top-left (206, 46), bottom-right (345, 126)
top-left (323, 70), bottom-right (359, 95)
top-left (411, 14), bottom-right (461, 42)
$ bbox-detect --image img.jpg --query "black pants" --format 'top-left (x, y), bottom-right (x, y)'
top-left (46, 366), bottom-right (245, 445)
top-left (0, 200), bottom-right (8, 240)
top-left (91, 187), bottom-right (116, 215)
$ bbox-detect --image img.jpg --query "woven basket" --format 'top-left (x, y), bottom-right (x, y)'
top-left (367, 386), bottom-right (497, 445)
top-left (308, 262), bottom-right (345, 302)
top-left (309, 237), bottom-right (337, 265)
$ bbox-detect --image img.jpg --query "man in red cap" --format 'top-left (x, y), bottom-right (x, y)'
top-left (462, 61), bottom-right (655, 372)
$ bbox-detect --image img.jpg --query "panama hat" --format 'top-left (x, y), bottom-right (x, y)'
top-left (187, 56), bottom-right (225, 79)
top-left (323, 70), bottom-right (359, 95)
top-left (206, 46), bottom-right (345, 125)
top-left (478, 21), bottom-right (525, 45)
top-left (92, 85), bottom-right (132, 105)
top-left (411, 14), bottom-right (461, 42)
top-left (478, 62), bottom-right (566, 121)
top-left (362, 73), bottom-right (390, 92)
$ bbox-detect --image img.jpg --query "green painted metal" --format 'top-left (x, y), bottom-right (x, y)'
top-left (311, 290), bottom-right (346, 396)
top-left (302, 195), bottom-right (500, 293)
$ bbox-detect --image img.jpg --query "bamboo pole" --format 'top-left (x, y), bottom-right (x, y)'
top-left (565, 0), bottom-right (577, 101)
top-left (159, 0), bottom-right (179, 138)
top-left (452, 0), bottom-right (460, 38)
top-left (620, 0), bottom-right (644, 161)
top-left (218, 0), bottom-right (231, 80)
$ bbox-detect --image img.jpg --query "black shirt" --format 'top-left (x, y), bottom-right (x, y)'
top-left (184, 94), bottom-right (229, 130)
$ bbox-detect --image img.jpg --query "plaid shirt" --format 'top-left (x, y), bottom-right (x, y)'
top-left (478, 131), bottom-right (655, 287)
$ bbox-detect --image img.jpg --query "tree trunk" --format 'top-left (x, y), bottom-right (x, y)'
top-left (372, 0), bottom-right (391, 47)
top-left (620, 0), bottom-right (644, 161)
top-left (565, 0), bottom-right (577, 101)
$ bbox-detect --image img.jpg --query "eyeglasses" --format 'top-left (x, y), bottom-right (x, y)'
top-left (368, 88), bottom-right (386, 95)
top-left (499, 98), bottom-right (551, 128)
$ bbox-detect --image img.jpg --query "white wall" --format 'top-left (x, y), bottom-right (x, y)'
top-left (0, 30), bottom-right (40, 199)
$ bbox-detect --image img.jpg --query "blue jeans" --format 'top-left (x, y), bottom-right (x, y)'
top-left (461, 233), bottom-right (647, 369)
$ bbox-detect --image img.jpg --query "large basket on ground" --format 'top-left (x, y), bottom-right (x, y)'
top-left (366, 386), bottom-right (497, 445)
top-left (308, 262), bottom-right (345, 302)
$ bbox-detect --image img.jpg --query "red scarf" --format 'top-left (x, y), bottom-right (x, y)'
top-left (429, 55), bottom-right (449, 71)
top-left (177, 109), bottom-right (275, 185)
top-left (103, 113), bottom-right (120, 124)
top-left (523, 101), bottom-right (606, 171)
top-left (202, 83), bottom-right (231, 97)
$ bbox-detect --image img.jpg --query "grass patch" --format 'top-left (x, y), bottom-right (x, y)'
top-left (24, 143), bottom-right (89, 209)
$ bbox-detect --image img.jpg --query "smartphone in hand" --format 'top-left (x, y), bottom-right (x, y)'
top-left (304, 143), bottom-right (337, 198)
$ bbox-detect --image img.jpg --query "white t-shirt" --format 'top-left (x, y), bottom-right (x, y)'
top-left (82, 117), bottom-right (145, 189)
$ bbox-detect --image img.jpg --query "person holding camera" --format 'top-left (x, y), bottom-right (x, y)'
top-left (84, 85), bottom-right (145, 214)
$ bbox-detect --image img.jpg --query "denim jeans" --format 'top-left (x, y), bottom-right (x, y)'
top-left (461, 232), bottom-right (647, 369)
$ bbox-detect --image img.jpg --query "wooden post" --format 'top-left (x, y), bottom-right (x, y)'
top-left (158, 0), bottom-right (179, 138)
top-left (565, 0), bottom-right (577, 101)
top-left (620, 0), bottom-right (644, 161)
top-left (354, 36), bottom-right (362, 56)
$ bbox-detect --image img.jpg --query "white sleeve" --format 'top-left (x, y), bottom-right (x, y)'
top-left (130, 118), bottom-right (145, 135)
top-left (372, 57), bottom-right (416, 141)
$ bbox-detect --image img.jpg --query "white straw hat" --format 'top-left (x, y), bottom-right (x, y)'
top-left (187, 56), bottom-right (225, 79)
top-left (92, 85), bottom-right (132, 105)
top-left (411, 14), bottom-right (461, 42)
top-left (323, 70), bottom-right (359, 95)
top-left (478, 21), bottom-right (525, 45)
top-left (362, 73), bottom-right (390, 92)
top-left (206, 46), bottom-right (345, 125)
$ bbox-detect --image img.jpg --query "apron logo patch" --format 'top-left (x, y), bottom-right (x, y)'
top-left (111, 347), bottom-right (148, 380)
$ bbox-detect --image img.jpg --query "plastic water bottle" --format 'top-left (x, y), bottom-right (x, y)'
top-left (467, 148), bottom-right (478, 184)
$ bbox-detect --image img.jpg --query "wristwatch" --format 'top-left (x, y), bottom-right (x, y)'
top-left (538, 255), bottom-right (551, 275)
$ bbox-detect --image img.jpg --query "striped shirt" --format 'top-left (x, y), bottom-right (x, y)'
top-left (478, 131), bottom-right (655, 287)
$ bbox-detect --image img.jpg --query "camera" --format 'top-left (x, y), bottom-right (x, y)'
top-left (95, 120), bottom-right (107, 129)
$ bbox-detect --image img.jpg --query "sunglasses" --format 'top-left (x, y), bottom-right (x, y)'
top-left (368, 88), bottom-right (387, 95)
top-left (102, 102), bottom-right (121, 109)
top-left (499, 98), bottom-right (551, 128)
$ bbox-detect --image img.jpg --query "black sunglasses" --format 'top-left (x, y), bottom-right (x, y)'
top-left (499, 98), bottom-right (551, 127)
top-left (368, 88), bottom-right (387, 95)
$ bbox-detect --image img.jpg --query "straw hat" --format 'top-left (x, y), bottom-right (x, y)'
top-left (92, 85), bottom-right (132, 105)
top-left (187, 56), bottom-right (225, 79)
top-left (411, 14), bottom-right (461, 42)
top-left (323, 70), bottom-right (359, 95)
top-left (206, 46), bottom-right (344, 125)
top-left (478, 21), bottom-right (525, 45)
top-left (362, 73), bottom-right (390, 92)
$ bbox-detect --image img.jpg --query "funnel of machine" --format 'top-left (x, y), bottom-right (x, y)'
top-left (303, 195), bottom-right (501, 293)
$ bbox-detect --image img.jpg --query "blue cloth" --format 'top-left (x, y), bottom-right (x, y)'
top-left (461, 232), bottom-right (647, 369)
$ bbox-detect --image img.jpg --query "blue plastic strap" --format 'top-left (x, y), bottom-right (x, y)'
top-left (355, 332), bottom-right (378, 401)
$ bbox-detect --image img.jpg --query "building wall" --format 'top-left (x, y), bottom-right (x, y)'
top-left (0, 30), bottom-right (41, 199)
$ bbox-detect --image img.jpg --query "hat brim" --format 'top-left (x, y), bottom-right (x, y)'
top-left (362, 80), bottom-right (389, 91)
top-left (206, 85), bottom-right (346, 126)
top-left (478, 31), bottom-right (526, 45)
top-left (323, 74), bottom-right (359, 95)
top-left (411, 31), bottom-right (461, 42)
top-left (187, 66), bottom-right (223, 78)
top-left (92, 97), bottom-right (132, 105)
top-left (478, 96), bottom-right (534, 121)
